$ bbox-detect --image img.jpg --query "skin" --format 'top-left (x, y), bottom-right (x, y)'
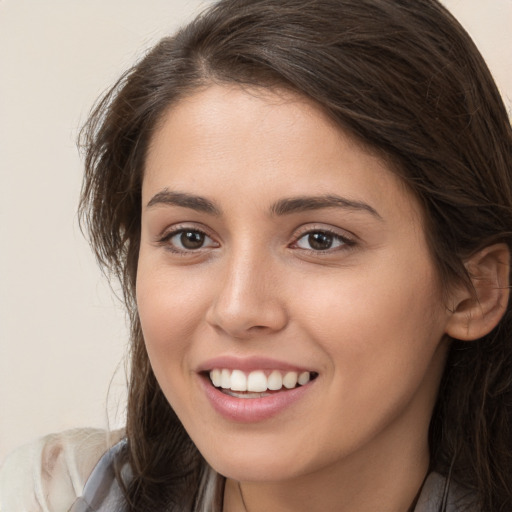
top-left (137, 84), bottom-right (457, 511)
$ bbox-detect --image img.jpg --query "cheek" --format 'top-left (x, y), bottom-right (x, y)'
top-left (286, 274), bottom-right (446, 462)
top-left (295, 257), bottom-right (441, 338)
top-left (137, 252), bottom-right (211, 330)
top-left (135, 265), bottom-right (210, 425)
top-left (292, 254), bottom-right (446, 400)
top-left (135, 260), bottom-right (208, 381)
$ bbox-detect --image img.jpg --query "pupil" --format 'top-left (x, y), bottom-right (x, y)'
top-left (181, 231), bottom-right (204, 249)
top-left (309, 232), bottom-right (333, 250)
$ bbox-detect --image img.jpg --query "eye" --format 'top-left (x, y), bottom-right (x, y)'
top-left (161, 228), bottom-right (218, 252)
top-left (294, 230), bottom-right (352, 252)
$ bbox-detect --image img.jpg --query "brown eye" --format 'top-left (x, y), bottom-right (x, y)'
top-left (295, 230), bottom-right (349, 251)
top-left (165, 229), bottom-right (217, 252)
top-left (308, 232), bottom-right (333, 250)
top-left (180, 230), bottom-right (205, 249)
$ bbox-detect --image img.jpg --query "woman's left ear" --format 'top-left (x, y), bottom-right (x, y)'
top-left (445, 243), bottom-right (510, 341)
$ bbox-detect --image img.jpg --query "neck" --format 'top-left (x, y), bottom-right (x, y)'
top-left (221, 339), bottom-right (447, 512)
top-left (225, 452), bottom-right (428, 512)
top-left (222, 415), bottom-right (431, 512)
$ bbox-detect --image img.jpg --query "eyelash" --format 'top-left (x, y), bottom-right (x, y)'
top-left (291, 227), bottom-right (355, 254)
top-left (157, 226), bottom-right (356, 255)
top-left (157, 226), bottom-right (217, 255)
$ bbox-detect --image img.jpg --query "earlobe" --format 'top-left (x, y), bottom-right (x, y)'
top-left (445, 243), bottom-right (510, 341)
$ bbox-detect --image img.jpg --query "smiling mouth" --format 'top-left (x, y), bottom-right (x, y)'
top-left (207, 369), bottom-right (318, 398)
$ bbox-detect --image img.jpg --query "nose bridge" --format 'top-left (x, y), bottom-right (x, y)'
top-left (206, 240), bottom-right (287, 338)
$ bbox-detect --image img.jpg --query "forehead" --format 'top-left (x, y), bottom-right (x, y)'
top-left (143, 84), bottom-right (420, 223)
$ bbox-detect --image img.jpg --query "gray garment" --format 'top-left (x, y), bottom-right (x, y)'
top-left (69, 440), bottom-right (131, 512)
top-left (70, 441), bottom-right (477, 512)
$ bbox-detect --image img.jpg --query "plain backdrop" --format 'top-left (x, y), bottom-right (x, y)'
top-left (1, 0), bottom-right (511, 463)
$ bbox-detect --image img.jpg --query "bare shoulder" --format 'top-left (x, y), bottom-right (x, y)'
top-left (0, 428), bottom-right (124, 512)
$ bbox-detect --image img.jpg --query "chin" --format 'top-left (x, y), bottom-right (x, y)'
top-left (197, 435), bottom-right (318, 483)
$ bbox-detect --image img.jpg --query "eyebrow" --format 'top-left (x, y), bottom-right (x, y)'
top-left (146, 190), bottom-right (222, 215)
top-left (146, 190), bottom-right (382, 220)
top-left (270, 194), bottom-right (382, 220)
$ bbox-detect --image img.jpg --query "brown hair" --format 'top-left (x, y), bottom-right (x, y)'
top-left (79, 0), bottom-right (512, 510)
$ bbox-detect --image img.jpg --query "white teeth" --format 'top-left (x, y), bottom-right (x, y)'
top-left (247, 371), bottom-right (267, 392)
top-left (283, 371), bottom-right (298, 389)
top-left (230, 370), bottom-right (247, 391)
top-left (208, 368), bottom-right (314, 393)
top-left (267, 370), bottom-right (283, 390)
top-left (298, 371), bottom-right (310, 386)
top-left (221, 369), bottom-right (231, 389)
top-left (211, 369), bottom-right (222, 387)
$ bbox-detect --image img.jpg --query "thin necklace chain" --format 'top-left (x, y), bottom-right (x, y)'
top-left (238, 481), bottom-right (249, 512)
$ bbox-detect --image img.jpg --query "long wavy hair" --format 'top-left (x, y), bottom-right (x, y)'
top-left (79, 0), bottom-right (512, 510)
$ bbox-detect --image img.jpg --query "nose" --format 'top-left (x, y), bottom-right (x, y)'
top-left (205, 250), bottom-right (288, 339)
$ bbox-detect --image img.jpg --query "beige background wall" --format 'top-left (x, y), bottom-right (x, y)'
top-left (1, 0), bottom-right (511, 462)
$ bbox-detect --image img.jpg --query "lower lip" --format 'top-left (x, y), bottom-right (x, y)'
top-left (200, 375), bottom-right (315, 423)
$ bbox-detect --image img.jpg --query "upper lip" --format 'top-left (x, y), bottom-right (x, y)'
top-left (196, 355), bottom-right (315, 374)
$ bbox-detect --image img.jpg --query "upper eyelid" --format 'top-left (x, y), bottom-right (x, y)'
top-left (163, 228), bottom-right (214, 242)
top-left (288, 226), bottom-right (358, 255)
top-left (291, 224), bottom-right (356, 241)
top-left (157, 227), bottom-right (219, 255)
top-left (154, 222), bottom-right (357, 246)
top-left (292, 233), bottom-right (352, 248)
top-left (157, 222), bottom-right (216, 241)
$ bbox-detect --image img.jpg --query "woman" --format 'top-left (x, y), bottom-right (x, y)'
top-left (3, 0), bottom-right (512, 510)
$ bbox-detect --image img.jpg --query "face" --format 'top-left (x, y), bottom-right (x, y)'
top-left (137, 85), bottom-right (452, 483)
